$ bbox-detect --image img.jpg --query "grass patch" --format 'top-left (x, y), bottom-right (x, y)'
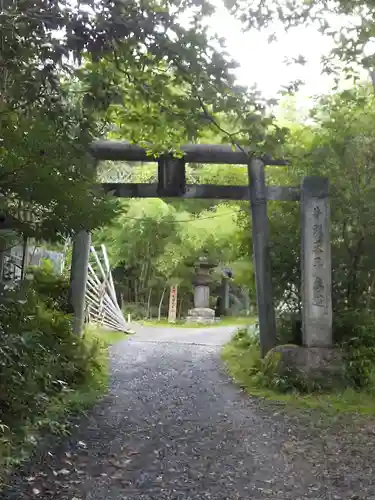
top-left (85, 325), bottom-right (131, 346)
top-left (0, 326), bottom-right (124, 486)
top-left (138, 316), bottom-right (256, 328)
top-left (221, 330), bottom-right (375, 417)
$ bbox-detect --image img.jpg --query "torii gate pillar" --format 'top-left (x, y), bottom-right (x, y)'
top-left (248, 159), bottom-right (277, 357)
top-left (68, 230), bottom-right (91, 336)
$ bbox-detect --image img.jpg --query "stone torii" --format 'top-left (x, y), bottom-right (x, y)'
top-left (68, 141), bottom-right (332, 358)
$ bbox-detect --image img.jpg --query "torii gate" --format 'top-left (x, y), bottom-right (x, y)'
top-left (68, 141), bottom-right (332, 357)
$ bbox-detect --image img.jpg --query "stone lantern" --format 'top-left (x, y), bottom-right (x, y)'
top-left (186, 256), bottom-right (216, 324)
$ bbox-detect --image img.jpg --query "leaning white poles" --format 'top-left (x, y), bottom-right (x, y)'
top-left (85, 244), bottom-right (129, 332)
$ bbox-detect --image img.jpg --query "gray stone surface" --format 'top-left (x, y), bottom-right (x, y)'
top-left (300, 176), bottom-right (332, 347)
top-left (68, 230), bottom-right (91, 336)
top-left (269, 345), bottom-right (346, 389)
top-left (248, 158), bottom-right (277, 356)
top-left (194, 285), bottom-right (210, 308)
top-left (186, 307), bottom-right (215, 324)
top-left (4, 325), bottom-right (375, 499)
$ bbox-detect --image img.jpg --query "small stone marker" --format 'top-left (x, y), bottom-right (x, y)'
top-left (168, 285), bottom-right (178, 323)
top-left (301, 176), bottom-right (332, 347)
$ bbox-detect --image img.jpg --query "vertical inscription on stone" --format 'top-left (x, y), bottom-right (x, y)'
top-left (311, 210), bottom-right (326, 307)
top-left (301, 177), bottom-right (332, 347)
top-left (168, 284), bottom-right (178, 323)
top-left (312, 276), bottom-right (325, 307)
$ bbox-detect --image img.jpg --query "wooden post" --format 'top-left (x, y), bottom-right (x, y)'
top-left (300, 177), bottom-right (332, 346)
top-left (168, 284), bottom-right (178, 323)
top-left (220, 276), bottom-right (230, 315)
top-left (68, 230), bottom-right (91, 336)
top-left (247, 158), bottom-right (277, 357)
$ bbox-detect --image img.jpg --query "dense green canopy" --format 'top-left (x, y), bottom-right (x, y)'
top-left (2, 0), bottom-right (375, 319)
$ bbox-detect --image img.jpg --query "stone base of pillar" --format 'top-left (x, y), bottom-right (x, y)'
top-left (186, 307), bottom-right (216, 324)
top-left (268, 345), bottom-right (345, 390)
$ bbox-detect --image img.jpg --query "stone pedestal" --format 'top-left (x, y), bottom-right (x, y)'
top-left (268, 345), bottom-right (345, 390)
top-left (186, 307), bottom-right (215, 324)
top-left (186, 257), bottom-right (216, 324)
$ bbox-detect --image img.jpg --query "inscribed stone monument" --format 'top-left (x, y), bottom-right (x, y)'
top-left (301, 177), bottom-right (332, 347)
top-left (168, 285), bottom-right (178, 323)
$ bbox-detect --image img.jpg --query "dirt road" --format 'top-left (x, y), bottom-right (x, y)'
top-left (4, 325), bottom-right (375, 499)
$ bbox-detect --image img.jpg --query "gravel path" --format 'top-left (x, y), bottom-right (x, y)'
top-left (4, 325), bottom-right (375, 499)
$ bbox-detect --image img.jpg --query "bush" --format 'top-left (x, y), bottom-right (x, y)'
top-left (334, 309), bottom-right (375, 389)
top-left (0, 268), bottom-right (105, 477)
top-left (27, 259), bottom-right (70, 312)
top-left (0, 287), bottom-right (101, 428)
top-left (123, 302), bottom-right (149, 320)
top-left (222, 328), bottom-right (291, 392)
top-left (276, 313), bottom-right (302, 346)
top-left (231, 327), bottom-right (260, 349)
top-left (223, 328), bottom-right (337, 395)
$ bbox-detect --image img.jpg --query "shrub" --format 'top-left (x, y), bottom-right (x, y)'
top-left (334, 309), bottom-right (375, 389)
top-left (123, 302), bottom-right (149, 320)
top-left (275, 308), bottom-right (375, 391)
top-left (276, 313), bottom-right (302, 346)
top-left (0, 257), bottom-right (110, 484)
top-left (0, 264), bottom-right (106, 474)
top-left (222, 328), bottom-right (294, 393)
top-left (231, 327), bottom-right (260, 349)
top-left (0, 286), bottom-right (102, 430)
top-left (27, 259), bottom-right (70, 313)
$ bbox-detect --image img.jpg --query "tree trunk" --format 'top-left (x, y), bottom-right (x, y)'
top-left (366, 274), bottom-right (375, 310)
top-left (158, 287), bottom-right (166, 321)
top-left (0, 237), bottom-right (5, 282)
top-left (139, 261), bottom-right (149, 296)
top-left (370, 70), bottom-right (375, 95)
top-left (178, 296), bottom-right (184, 319)
top-left (346, 236), bottom-right (365, 306)
top-left (146, 288), bottom-right (152, 319)
top-left (21, 235), bottom-right (29, 280)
